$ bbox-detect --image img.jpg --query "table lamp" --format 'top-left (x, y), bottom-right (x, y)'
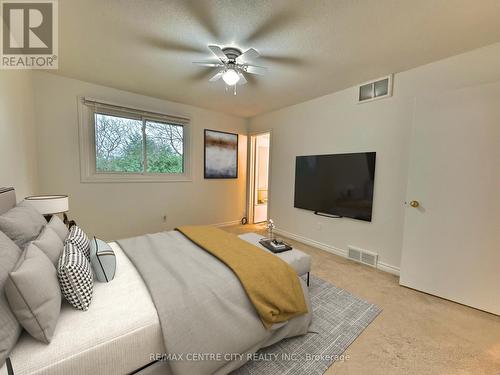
top-left (24, 195), bottom-right (70, 223)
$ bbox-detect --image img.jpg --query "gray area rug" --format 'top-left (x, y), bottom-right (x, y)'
top-left (232, 275), bottom-right (381, 375)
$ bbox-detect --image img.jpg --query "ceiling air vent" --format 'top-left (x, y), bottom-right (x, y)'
top-left (358, 75), bottom-right (393, 103)
top-left (348, 246), bottom-right (378, 268)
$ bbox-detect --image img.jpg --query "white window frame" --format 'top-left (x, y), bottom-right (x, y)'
top-left (78, 97), bottom-right (192, 183)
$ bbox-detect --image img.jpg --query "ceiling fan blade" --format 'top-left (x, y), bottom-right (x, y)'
top-left (238, 72), bottom-right (247, 85)
top-left (208, 70), bottom-right (224, 82)
top-left (140, 35), bottom-right (204, 54)
top-left (244, 65), bottom-right (268, 75)
top-left (236, 48), bottom-right (260, 63)
top-left (192, 61), bottom-right (223, 68)
top-left (188, 67), bottom-right (220, 82)
top-left (208, 45), bottom-right (227, 61)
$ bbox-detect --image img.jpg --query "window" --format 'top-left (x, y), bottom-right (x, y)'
top-left (145, 120), bottom-right (184, 173)
top-left (79, 98), bottom-right (190, 182)
top-left (94, 114), bottom-right (184, 174)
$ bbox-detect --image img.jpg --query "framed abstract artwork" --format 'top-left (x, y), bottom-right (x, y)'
top-left (204, 129), bottom-right (238, 179)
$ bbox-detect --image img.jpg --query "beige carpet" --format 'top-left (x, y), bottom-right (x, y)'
top-left (224, 224), bottom-right (500, 375)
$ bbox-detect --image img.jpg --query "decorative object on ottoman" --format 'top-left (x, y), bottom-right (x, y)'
top-left (259, 237), bottom-right (292, 253)
top-left (261, 219), bottom-right (292, 253)
top-left (266, 219), bottom-right (275, 240)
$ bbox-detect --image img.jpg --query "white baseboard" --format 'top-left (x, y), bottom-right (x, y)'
top-left (274, 227), bottom-right (400, 276)
top-left (376, 261), bottom-right (400, 275)
top-left (274, 228), bottom-right (347, 258)
top-left (212, 220), bottom-right (242, 228)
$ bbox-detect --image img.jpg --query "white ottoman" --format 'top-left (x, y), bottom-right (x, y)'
top-left (238, 232), bottom-right (311, 286)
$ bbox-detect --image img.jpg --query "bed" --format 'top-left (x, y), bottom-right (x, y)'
top-left (0, 242), bottom-right (166, 375)
top-left (0, 188), bottom-right (312, 375)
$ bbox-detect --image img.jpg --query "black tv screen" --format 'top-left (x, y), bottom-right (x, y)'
top-left (294, 152), bottom-right (376, 221)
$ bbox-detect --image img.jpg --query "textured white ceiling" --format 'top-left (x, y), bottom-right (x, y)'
top-left (56, 0), bottom-right (500, 117)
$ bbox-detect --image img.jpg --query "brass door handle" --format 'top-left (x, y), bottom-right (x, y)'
top-left (409, 200), bottom-right (420, 208)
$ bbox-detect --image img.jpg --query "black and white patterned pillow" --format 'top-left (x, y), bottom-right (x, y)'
top-left (57, 242), bottom-right (93, 311)
top-left (65, 225), bottom-right (90, 261)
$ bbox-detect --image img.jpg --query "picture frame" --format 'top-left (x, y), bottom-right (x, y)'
top-left (204, 129), bottom-right (239, 179)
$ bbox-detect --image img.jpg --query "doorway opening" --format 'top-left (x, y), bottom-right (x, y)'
top-left (249, 132), bottom-right (270, 224)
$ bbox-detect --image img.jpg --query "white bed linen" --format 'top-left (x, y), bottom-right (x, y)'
top-left (0, 242), bottom-right (164, 375)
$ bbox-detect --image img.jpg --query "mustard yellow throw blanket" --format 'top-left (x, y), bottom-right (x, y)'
top-left (176, 226), bottom-right (308, 329)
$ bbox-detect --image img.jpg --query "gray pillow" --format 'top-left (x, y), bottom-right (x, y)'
top-left (0, 201), bottom-right (46, 249)
top-left (5, 244), bottom-right (61, 344)
top-left (90, 238), bottom-right (116, 283)
top-left (0, 232), bottom-right (22, 366)
top-left (32, 226), bottom-right (64, 265)
top-left (46, 215), bottom-right (68, 242)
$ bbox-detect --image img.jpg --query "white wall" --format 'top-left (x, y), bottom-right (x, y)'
top-left (32, 72), bottom-right (247, 241)
top-left (248, 43), bottom-right (500, 271)
top-left (0, 71), bottom-right (37, 199)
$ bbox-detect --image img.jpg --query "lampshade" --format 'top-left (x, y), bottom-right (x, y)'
top-left (24, 195), bottom-right (69, 215)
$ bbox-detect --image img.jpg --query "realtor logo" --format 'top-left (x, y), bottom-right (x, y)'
top-left (1, 0), bottom-right (58, 69)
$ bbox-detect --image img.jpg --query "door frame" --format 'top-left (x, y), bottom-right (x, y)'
top-left (247, 130), bottom-right (272, 224)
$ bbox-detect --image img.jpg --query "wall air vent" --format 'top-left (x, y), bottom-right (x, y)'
top-left (348, 246), bottom-right (378, 267)
top-left (358, 75), bottom-right (393, 103)
top-left (348, 247), bottom-right (362, 262)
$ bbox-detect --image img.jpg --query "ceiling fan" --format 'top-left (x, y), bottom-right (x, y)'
top-left (193, 45), bottom-right (267, 94)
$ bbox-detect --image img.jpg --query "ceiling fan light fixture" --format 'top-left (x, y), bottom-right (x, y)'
top-left (195, 45), bottom-right (265, 91)
top-left (222, 69), bottom-right (240, 86)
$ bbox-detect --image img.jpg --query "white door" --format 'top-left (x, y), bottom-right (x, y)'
top-left (400, 81), bottom-right (500, 315)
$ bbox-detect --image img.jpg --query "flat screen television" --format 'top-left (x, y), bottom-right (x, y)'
top-left (294, 152), bottom-right (376, 221)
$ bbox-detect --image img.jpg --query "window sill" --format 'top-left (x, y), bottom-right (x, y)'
top-left (81, 173), bottom-right (192, 183)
